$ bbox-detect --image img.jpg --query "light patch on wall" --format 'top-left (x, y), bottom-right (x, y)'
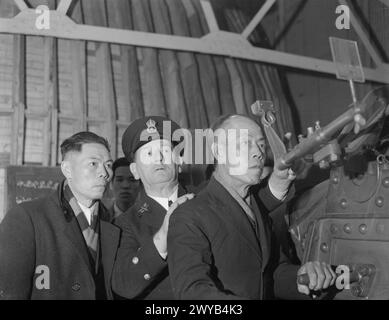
top-left (0, 168), bottom-right (5, 223)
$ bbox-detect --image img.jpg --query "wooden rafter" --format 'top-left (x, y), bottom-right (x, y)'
top-left (56, 0), bottom-right (73, 14)
top-left (13, 0), bottom-right (28, 11)
top-left (200, 0), bottom-right (219, 32)
top-left (0, 3), bottom-right (388, 85)
top-left (241, 0), bottom-right (276, 39)
top-left (42, 37), bottom-right (58, 166)
top-left (10, 35), bottom-right (25, 166)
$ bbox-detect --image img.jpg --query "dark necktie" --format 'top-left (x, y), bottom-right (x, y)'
top-left (168, 200), bottom-right (173, 207)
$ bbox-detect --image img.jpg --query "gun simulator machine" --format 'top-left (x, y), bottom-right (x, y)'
top-left (251, 38), bottom-right (389, 299)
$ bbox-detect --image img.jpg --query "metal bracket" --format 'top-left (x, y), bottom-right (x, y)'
top-left (349, 263), bottom-right (376, 298)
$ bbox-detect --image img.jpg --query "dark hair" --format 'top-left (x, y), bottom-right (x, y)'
top-left (60, 131), bottom-right (110, 159)
top-left (112, 157), bottom-right (131, 178)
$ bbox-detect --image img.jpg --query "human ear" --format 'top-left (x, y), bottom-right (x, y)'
top-left (129, 163), bottom-right (140, 180)
top-left (211, 141), bottom-right (226, 164)
top-left (61, 160), bottom-right (72, 180)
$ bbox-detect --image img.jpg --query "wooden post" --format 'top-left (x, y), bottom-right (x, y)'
top-left (42, 37), bottom-right (58, 166)
top-left (70, 1), bottom-right (87, 132)
top-left (11, 35), bottom-right (25, 165)
top-left (50, 37), bottom-right (59, 167)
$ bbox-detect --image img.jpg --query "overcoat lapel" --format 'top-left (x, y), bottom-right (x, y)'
top-left (62, 214), bottom-right (94, 275)
top-left (207, 178), bottom-right (262, 263)
top-left (100, 220), bottom-right (120, 297)
top-left (56, 181), bottom-right (94, 275)
top-left (250, 194), bottom-right (271, 267)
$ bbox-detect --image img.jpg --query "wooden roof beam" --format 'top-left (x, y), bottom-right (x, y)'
top-left (242, 0), bottom-right (276, 39)
top-left (13, 0), bottom-right (28, 11)
top-left (199, 0), bottom-right (219, 32)
top-left (0, 8), bottom-right (388, 84)
top-left (56, 0), bottom-right (73, 14)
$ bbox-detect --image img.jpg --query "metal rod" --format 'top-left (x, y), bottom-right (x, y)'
top-left (349, 78), bottom-right (358, 105)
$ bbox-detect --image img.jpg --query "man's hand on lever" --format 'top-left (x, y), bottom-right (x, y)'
top-left (153, 194), bottom-right (195, 259)
top-left (297, 261), bottom-right (337, 297)
top-left (268, 158), bottom-right (297, 200)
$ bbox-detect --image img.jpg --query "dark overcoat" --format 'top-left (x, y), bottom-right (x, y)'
top-left (167, 177), bottom-right (303, 300)
top-left (0, 185), bottom-right (120, 300)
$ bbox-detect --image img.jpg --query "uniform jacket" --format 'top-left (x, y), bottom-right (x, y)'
top-left (112, 185), bottom-right (186, 300)
top-left (107, 203), bottom-right (125, 223)
top-left (0, 184), bottom-right (120, 300)
top-left (167, 176), bottom-right (302, 300)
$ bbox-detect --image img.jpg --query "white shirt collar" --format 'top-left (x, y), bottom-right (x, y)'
top-left (78, 201), bottom-right (99, 225)
top-left (113, 202), bottom-right (125, 219)
top-left (148, 185), bottom-right (179, 211)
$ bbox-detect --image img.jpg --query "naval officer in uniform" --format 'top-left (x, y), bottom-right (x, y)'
top-left (112, 116), bottom-right (193, 299)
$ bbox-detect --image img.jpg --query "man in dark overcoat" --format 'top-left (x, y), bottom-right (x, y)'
top-left (0, 132), bottom-right (120, 300)
top-left (167, 114), bottom-right (336, 300)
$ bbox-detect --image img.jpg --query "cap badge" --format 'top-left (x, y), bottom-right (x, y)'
top-left (138, 202), bottom-right (149, 216)
top-left (146, 119), bottom-right (157, 134)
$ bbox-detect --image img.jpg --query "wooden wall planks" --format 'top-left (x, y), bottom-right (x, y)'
top-left (132, 0), bottom-right (167, 118)
top-left (0, 0), bottom-right (298, 202)
top-left (0, 0), bottom-right (332, 219)
top-left (0, 168), bottom-right (5, 222)
top-left (149, 0), bottom-right (189, 128)
top-left (165, 0), bottom-right (209, 128)
top-left (182, 0), bottom-right (221, 124)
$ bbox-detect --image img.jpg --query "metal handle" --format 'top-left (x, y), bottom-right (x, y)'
top-left (297, 263), bottom-right (375, 298)
top-left (297, 265), bottom-right (360, 286)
